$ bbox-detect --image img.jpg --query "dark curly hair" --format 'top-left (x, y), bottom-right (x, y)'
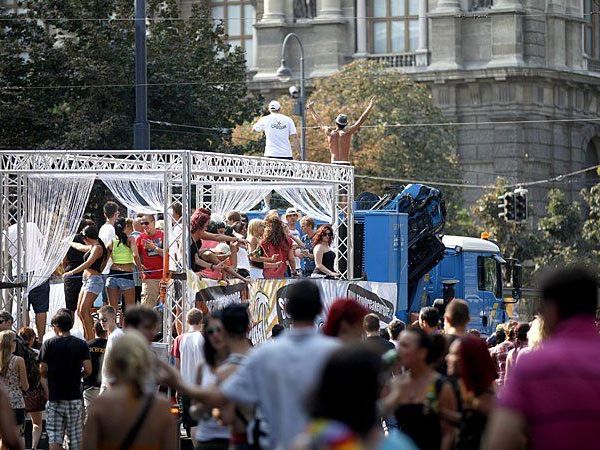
top-left (262, 216), bottom-right (289, 248)
top-left (312, 224), bottom-right (334, 246)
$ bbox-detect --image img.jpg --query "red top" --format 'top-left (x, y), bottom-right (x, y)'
top-left (499, 315), bottom-right (600, 450)
top-left (136, 230), bottom-right (164, 279)
top-left (261, 237), bottom-right (292, 279)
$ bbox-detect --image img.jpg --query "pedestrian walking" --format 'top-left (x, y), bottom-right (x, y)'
top-left (83, 322), bottom-right (107, 413)
top-left (252, 100), bottom-right (300, 160)
top-left (0, 331), bottom-right (28, 450)
top-left (83, 331), bottom-right (177, 450)
top-left (306, 96), bottom-right (375, 164)
top-left (381, 327), bottom-right (457, 450)
top-left (291, 344), bottom-right (418, 450)
top-left (39, 312), bottom-right (91, 450)
top-left (446, 336), bottom-right (497, 450)
top-left (484, 266), bottom-right (600, 450)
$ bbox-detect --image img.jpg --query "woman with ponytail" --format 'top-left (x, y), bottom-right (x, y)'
top-left (106, 218), bottom-right (142, 320)
top-left (83, 331), bottom-right (177, 449)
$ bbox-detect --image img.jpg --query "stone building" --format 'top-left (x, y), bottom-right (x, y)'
top-left (179, 0), bottom-right (600, 215)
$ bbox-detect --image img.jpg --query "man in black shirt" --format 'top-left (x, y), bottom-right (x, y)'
top-left (363, 313), bottom-right (395, 354)
top-left (83, 321), bottom-right (107, 414)
top-left (39, 311), bottom-right (91, 450)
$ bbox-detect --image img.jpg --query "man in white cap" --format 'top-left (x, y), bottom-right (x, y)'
top-left (252, 100), bottom-right (300, 160)
top-left (283, 207), bottom-right (304, 275)
top-left (307, 96), bottom-right (375, 164)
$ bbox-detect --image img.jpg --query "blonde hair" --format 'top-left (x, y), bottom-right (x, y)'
top-left (247, 219), bottom-right (265, 239)
top-left (527, 315), bottom-right (548, 350)
top-left (0, 330), bottom-right (15, 376)
top-left (104, 331), bottom-right (152, 396)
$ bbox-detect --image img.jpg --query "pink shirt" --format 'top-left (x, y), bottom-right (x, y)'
top-left (499, 315), bottom-right (600, 450)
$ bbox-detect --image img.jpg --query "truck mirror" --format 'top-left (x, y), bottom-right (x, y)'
top-left (512, 263), bottom-right (522, 289)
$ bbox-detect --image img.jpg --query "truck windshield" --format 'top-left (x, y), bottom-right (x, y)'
top-left (477, 256), bottom-right (502, 298)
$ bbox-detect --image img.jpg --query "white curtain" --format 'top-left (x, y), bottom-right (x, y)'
top-left (26, 174), bottom-right (95, 293)
top-left (275, 185), bottom-right (334, 223)
top-left (100, 173), bottom-right (164, 214)
top-left (211, 185), bottom-right (273, 220)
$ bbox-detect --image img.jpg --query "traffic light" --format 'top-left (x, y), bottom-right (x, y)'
top-left (497, 192), bottom-right (515, 221)
top-left (514, 187), bottom-right (528, 222)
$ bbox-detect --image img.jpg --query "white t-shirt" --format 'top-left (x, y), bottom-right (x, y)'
top-left (234, 231), bottom-right (251, 271)
top-left (175, 331), bottom-right (205, 385)
top-left (100, 326), bottom-right (125, 390)
top-left (252, 113), bottom-right (297, 157)
top-left (99, 223), bottom-right (115, 273)
top-left (288, 228), bottom-right (301, 270)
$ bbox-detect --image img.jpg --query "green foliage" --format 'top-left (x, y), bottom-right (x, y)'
top-left (0, 0), bottom-right (261, 151)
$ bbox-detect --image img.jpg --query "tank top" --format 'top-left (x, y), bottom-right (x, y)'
top-left (111, 237), bottom-right (134, 264)
top-left (314, 249), bottom-right (336, 275)
top-left (394, 376), bottom-right (445, 450)
top-left (0, 356), bottom-right (25, 409)
top-left (84, 241), bottom-right (107, 273)
top-left (195, 364), bottom-right (230, 442)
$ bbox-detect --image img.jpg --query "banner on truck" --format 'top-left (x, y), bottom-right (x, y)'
top-left (186, 272), bottom-right (397, 343)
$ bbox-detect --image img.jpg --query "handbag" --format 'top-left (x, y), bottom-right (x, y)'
top-left (118, 395), bottom-right (154, 450)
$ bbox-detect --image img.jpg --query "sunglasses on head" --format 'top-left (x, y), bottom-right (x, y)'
top-left (206, 326), bottom-right (222, 336)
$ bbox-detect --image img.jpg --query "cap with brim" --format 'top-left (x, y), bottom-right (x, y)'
top-left (268, 100), bottom-right (281, 112)
top-left (283, 207), bottom-right (300, 218)
top-left (335, 114), bottom-right (348, 126)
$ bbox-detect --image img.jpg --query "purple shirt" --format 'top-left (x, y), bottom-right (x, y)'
top-left (499, 315), bottom-right (600, 450)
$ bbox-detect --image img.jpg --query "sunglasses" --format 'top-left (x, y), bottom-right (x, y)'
top-left (140, 221), bottom-right (151, 226)
top-left (206, 327), bottom-right (222, 336)
top-left (323, 232), bottom-right (333, 236)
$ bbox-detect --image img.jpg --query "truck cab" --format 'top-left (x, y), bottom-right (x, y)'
top-left (420, 236), bottom-right (507, 335)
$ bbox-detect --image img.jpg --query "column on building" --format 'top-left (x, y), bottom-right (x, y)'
top-left (428, 0), bottom-right (462, 70)
top-left (487, 0), bottom-right (524, 67)
top-left (415, 0), bottom-right (428, 66)
top-left (262, 0), bottom-right (286, 21)
top-left (317, 0), bottom-right (342, 18)
top-left (355, 0), bottom-right (367, 56)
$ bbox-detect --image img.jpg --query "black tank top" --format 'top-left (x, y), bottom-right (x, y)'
top-left (394, 376), bottom-right (445, 450)
top-left (84, 242), bottom-right (106, 273)
top-left (314, 250), bottom-right (336, 275)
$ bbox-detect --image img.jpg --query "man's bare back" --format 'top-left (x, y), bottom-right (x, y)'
top-left (307, 97), bottom-right (375, 164)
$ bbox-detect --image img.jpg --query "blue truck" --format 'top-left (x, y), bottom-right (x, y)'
top-left (353, 184), bottom-right (521, 334)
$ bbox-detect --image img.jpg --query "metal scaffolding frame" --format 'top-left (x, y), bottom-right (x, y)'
top-left (0, 150), bottom-right (354, 343)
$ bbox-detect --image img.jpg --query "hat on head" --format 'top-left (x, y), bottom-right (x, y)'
top-left (283, 207), bottom-right (300, 219)
top-left (335, 114), bottom-right (348, 126)
top-left (268, 100), bottom-right (281, 112)
top-left (212, 242), bottom-right (232, 256)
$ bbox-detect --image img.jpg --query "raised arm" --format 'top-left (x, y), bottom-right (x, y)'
top-left (306, 101), bottom-right (329, 133)
top-left (349, 96), bottom-right (375, 132)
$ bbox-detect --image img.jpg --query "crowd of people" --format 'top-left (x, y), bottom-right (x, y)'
top-left (1, 193), bottom-right (600, 450)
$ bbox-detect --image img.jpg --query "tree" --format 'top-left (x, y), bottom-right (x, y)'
top-left (0, 0), bottom-right (261, 151)
top-left (232, 61), bottom-right (475, 235)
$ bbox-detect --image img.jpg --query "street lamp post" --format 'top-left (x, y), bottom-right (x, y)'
top-left (276, 33), bottom-right (306, 161)
top-left (133, 0), bottom-right (150, 150)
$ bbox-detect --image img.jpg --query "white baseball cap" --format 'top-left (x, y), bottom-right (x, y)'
top-left (268, 100), bottom-right (281, 112)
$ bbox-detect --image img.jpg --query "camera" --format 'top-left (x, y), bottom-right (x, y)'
top-left (288, 85), bottom-right (300, 99)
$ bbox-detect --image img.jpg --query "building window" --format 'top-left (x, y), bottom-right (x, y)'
top-left (584, 0), bottom-right (600, 60)
top-left (369, 0), bottom-right (418, 54)
top-left (211, 0), bottom-right (255, 67)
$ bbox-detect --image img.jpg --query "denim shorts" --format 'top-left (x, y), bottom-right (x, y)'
top-left (106, 271), bottom-right (135, 291)
top-left (82, 275), bottom-right (104, 296)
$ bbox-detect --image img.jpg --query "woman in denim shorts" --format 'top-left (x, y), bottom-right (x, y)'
top-left (63, 225), bottom-right (107, 340)
top-left (106, 218), bottom-right (142, 322)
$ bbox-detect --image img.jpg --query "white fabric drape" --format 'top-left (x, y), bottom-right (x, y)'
top-left (211, 185), bottom-right (273, 220)
top-left (275, 185), bottom-right (334, 223)
top-left (210, 183), bottom-right (334, 223)
top-left (100, 173), bottom-right (164, 214)
top-left (26, 174), bottom-right (95, 293)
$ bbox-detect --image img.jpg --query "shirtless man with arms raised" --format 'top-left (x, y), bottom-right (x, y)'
top-left (307, 96), bottom-right (375, 164)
